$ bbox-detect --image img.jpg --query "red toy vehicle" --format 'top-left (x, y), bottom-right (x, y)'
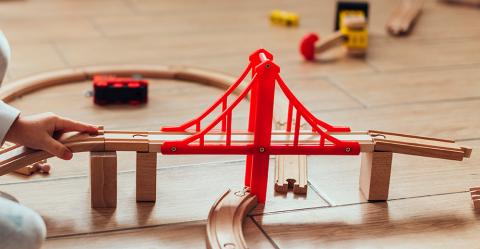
top-left (93, 75), bottom-right (148, 105)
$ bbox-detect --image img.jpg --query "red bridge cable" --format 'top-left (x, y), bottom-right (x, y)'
top-left (161, 63), bottom-right (253, 132)
top-left (275, 75), bottom-right (351, 145)
top-left (162, 74), bottom-right (257, 148)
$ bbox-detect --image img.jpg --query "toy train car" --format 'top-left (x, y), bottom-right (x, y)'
top-left (93, 75), bottom-right (148, 105)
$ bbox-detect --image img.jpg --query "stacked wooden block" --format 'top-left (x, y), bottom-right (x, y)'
top-left (90, 151), bottom-right (157, 208)
top-left (470, 187), bottom-right (480, 209)
top-left (89, 128), bottom-right (157, 208)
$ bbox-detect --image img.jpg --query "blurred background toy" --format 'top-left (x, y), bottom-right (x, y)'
top-left (93, 75), bottom-right (148, 105)
top-left (269, 9), bottom-right (299, 27)
top-left (386, 0), bottom-right (424, 36)
top-left (300, 1), bottom-right (369, 61)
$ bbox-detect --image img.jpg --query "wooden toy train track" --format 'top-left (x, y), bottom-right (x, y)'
top-left (0, 49), bottom-right (472, 249)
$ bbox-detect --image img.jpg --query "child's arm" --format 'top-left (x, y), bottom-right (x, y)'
top-left (0, 31), bottom-right (98, 160)
top-left (4, 112), bottom-right (98, 160)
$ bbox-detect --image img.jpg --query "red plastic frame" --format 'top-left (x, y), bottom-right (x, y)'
top-left (161, 49), bottom-right (360, 203)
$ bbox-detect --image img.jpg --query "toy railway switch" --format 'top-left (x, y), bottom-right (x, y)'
top-left (300, 1), bottom-right (369, 60)
top-left (93, 75), bottom-right (148, 105)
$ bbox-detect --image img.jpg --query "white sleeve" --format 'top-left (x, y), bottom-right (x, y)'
top-left (0, 30), bottom-right (11, 86)
top-left (0, 101), bottom-right (20, 145)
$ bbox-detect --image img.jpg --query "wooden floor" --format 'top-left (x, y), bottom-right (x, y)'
top-left (1, 0), bottom-right (479, 248)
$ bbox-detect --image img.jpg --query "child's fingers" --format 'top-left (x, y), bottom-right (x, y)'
top-left (44, 136), bottom-right (73, 160)
top-left (55, 117), bottom-right (98, 134)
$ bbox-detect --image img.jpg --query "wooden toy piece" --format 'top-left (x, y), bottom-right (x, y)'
top-left (359, 151), bottom-right (393, 201)
top-left (470, 187), bottom-right (480, 209)
top-left (273, 100), bottom-right (309, 195)
top-left (206, 188), bottom-right (257, 249)
top-left (0, 68), bottom-right (88, 103)
top-left (90, 151), bottom-right (117, 208)
top-left (97, 125), bottom-right (105, 135)
top-left (13, 160), bottom-right (50, 176)
top-left (386, 0), bottom-right (423, 36)
top-left (136, 152), bottom-right (157, 202)
top-left (269, 10), bottom-right (299, 27)
top-left (299, 10), bottom-right (367, 60)
top-left (104, 130), bottom-right (149, 152)
top-left (274, 155), bottom-right (307, 194)
top-left (300, 32), bottom-right (345, 61)
top-left (14, 165), bottom-right (38, 176)
top-left (1, 142), bottom-right (41, 176)
top-left (370, 130), bottom-right (471, 161)
top-left (35, 161), bottom-right (51, 174)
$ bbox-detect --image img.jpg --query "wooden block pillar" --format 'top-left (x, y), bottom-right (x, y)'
top-left (136, 152), bottom-right (157, 202)
top-left (90, 151), bottom-right (117, 208)
top-left (359, 151), bottom-right (393, 201)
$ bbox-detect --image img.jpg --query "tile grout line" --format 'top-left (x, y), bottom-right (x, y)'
top-left (121, 0), bottom-right (141, 15)
top-left (256, 190), bottom-right (471, 217)
top-left (249, 216), bottom-right (282, 249)
top-left (46, 219), bottom-right (205, 240)
top-left (324, 75), bottom-right (369, 109)
top-left (364, 58), bottom-right (381, 73)
top-left (50, 41), bottom-right (71, 68)
top-left (307, 180), bottom-right (334, 207)
top-left (371, 61), bottom-right (480, 75)
top-left (88, 18), bottom-right (108, 38)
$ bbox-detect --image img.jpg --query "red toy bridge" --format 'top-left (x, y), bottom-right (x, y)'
top-left (160, 49), bottom-right (360, 203)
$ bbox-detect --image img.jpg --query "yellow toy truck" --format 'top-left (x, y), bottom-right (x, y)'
top-left (339, 10), bottom-right (368, 55)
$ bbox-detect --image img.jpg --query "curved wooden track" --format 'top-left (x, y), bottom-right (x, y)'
top-left (206, 188), bottom-right (257, 249)
top-left (0, 64), bottom-right (238, 103)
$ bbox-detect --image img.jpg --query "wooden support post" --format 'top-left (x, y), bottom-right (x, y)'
top-left (359, 151), bottom-right (393, 201)
top-left (136, 152), bottom-right (157, 202)
top-left (90, 151), bottom-right (117, 208)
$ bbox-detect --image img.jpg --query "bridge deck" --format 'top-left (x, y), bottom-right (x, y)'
top-left (0, 129), bottom-right (470, 176)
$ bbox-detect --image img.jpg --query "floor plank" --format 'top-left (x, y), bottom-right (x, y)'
top-left (44, 219), bottom-right (274, 249)
top-left (367, 37), bottom-right (480, 72)
top-left (331, 65), bottom-right (480, 107)
top-left (0, 17), bottom-right (102, 43)
top-left (254, 192), bottom-right (480, 249)
top-left (0, 0), bottom-right (133, 19)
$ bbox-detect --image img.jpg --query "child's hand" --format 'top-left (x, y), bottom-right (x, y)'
top-left (5, 112), bottom-right (98, 160)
